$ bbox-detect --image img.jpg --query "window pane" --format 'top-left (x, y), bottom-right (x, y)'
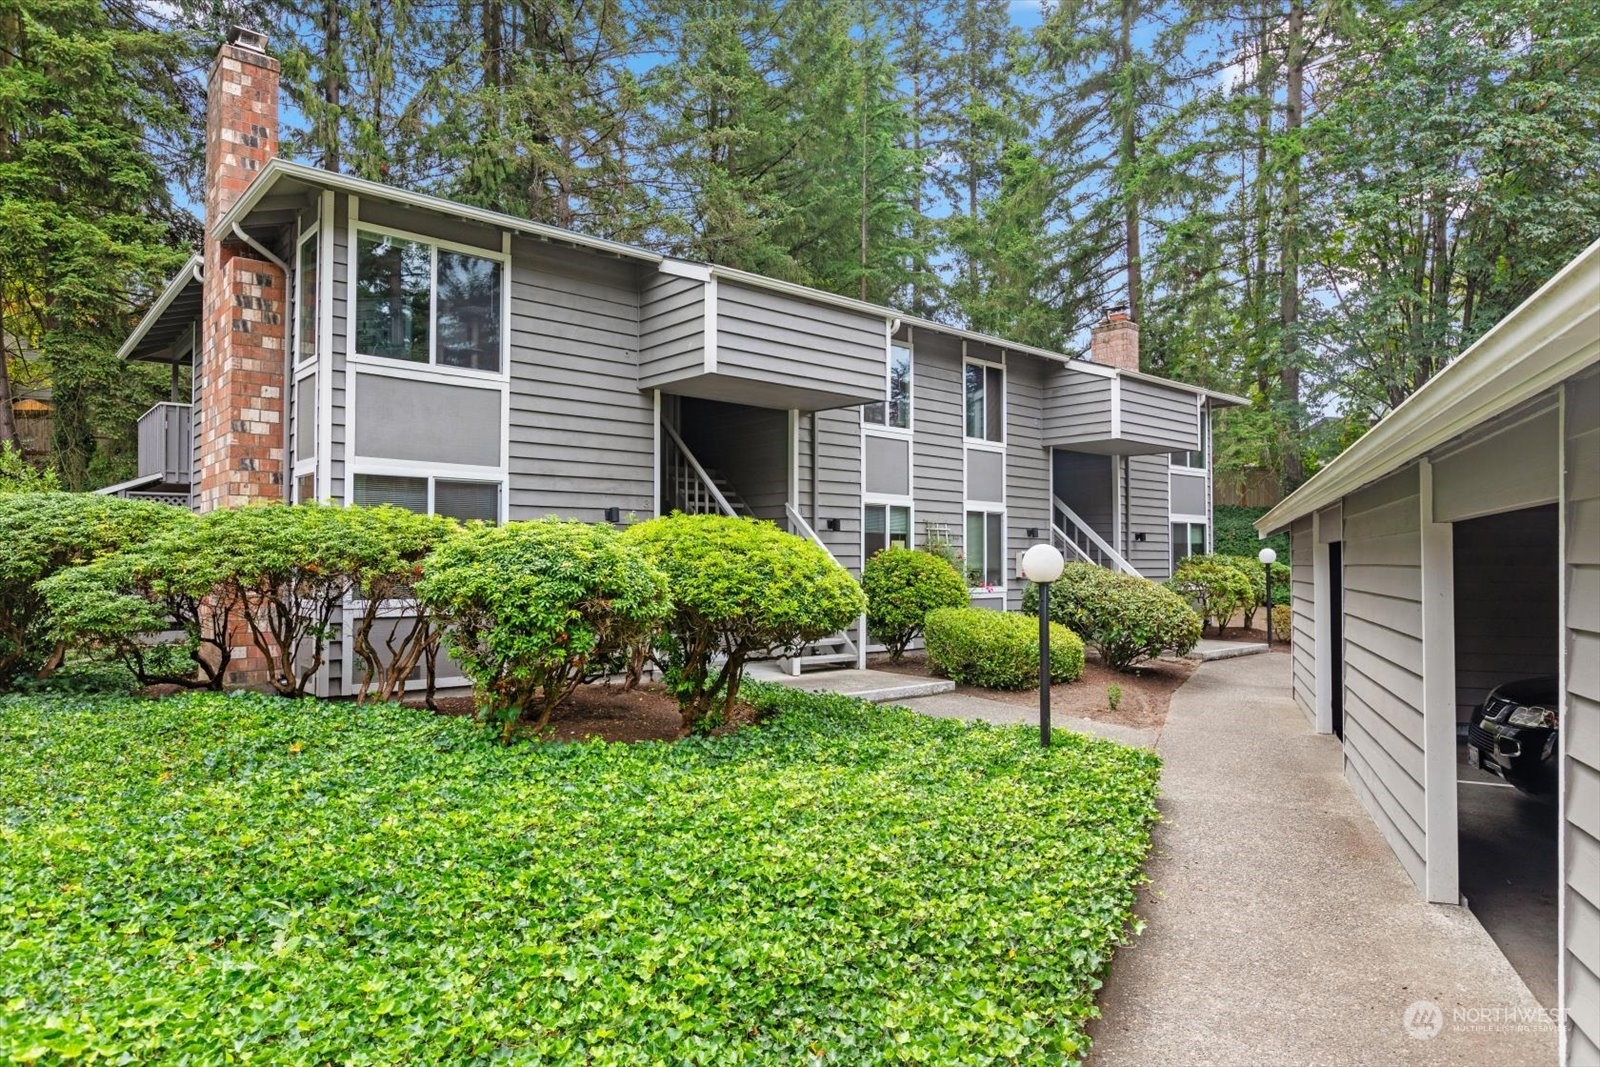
top-left (965, 512), bottom-right (984, 585)
top-left (964, 364), bottom-right (984, 438)
top-left (865, 504), bottom-right (886, 534)
top-left (985, 366), bottom-right (1004, 442)
top-left (986, 512), bottom-right (1004, 585)
top-left (1172, 523), bottom-right (1185, 571)
top-left (436, 250), bottom-right (502, 372)
top-left (889, 505), bottom-right (911, 547)
top-left (356, 232), bottom-right (430, 363)
top-left (1190, 523), bottom-right (1207, 554)
top-left (296, 236), bottom-right (317, 363)
top-left (862, 400), bottom-right (886, 425)
top-left (435, 479), bottom-right (499, 523)
top-left (296, 472), bottom-right (315, 504)
top-left (889, 343), bottom-right (911, 429)
top-left (353, 473), bottom-right (428, 513)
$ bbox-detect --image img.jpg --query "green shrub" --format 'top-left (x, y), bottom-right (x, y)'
top-left (861, 547), bottom-right (969, 662)
top-left (1168, 556), bottom-right (1256, 635)
top-left (1107, 684), bottom-right (1123, 712)
top-left (0, 686), bottom-right (1160, 1064)
top-left (0, 442), bottom-right (58, 495)
top-left (1209, 554), bottom-right (1291, 628)
top-left (624, 514), bottom-right (865, 730)
top-left (1270, 603), bottom-right (1293, 643)
top-left (0, 492), bottom-right (183, 688)
top-left (1023, 564), bottom-right (1202, 672)
top-left (924, 607), bottom-right (1085, 689)
top-left (418, 519), bottom-right (669, 742)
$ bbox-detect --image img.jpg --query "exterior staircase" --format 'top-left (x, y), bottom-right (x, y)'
top-left (1051, 494), bottom-right (1142, 577)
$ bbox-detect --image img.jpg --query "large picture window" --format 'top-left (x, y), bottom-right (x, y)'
top-left (352, 473), bottom-right (501, 523)
top-left (864, 503), bottom-right (911, 560)
top-left (965, 510), bottom-right (1004, 589)
top-left (864, 342), bottom-right (911, 430)
top-left (964, 362), bottom-right (1004, 442)
top-left (355, 230), bottom-right (503, 373)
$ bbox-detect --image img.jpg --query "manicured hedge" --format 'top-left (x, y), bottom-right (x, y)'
top-left (0, 686), bottom-right (1161, 1064)
top-left (924, 606), bottom-right (1085, 689)
top-left (1168, 556), bottom-right (1255, 636)
top-left (861, 547), bottom-right (969, 662)
top-left (1023, 564), bottom-right (1202, 672)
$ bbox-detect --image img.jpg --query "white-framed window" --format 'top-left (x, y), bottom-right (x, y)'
top-left (964, 509), bottom-right (1005, 590)
top-left (1171, 521), bottom-right (1207, 570)
top-left (1172, 449), bottom-right (1204, 469)
top-left (352, 472), bottom-right (502, 523)
top-left (864, 503), bottom-right (912, 560)
top-left (964, 360), bottom-right (1004, 443)
top-left (864, 341), bottom-right (912, 431)
top-left (294, 226), bottom-right (319, 365)
top-left (294, 470), bottom-right (316, 504)
top-left (353, 227), bottom-right (504, 374)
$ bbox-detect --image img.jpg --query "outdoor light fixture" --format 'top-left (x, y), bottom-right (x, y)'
top-left (1020, 543), bottom-right (1066, 747)
top-left (1026, 527), bottom-right (1039, 539)
top-left (1259, 547), bottom-right (1278, 645)
top-left (824, 517), bottom-right (842, 532)
top-left (604, 506), bottom-right (622, 524)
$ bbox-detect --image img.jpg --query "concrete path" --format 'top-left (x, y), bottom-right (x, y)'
top-left (896, 689), bottom-right (1160, 749)
top-left (745, 661), bottom-right (954, 703)
top-left (1087, 653), bottom-right (1557, 1066)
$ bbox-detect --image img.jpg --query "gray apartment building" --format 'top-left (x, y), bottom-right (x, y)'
top-left (106, 29), bottom-right (1241, 686)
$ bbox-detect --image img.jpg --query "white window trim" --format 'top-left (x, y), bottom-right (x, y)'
top-left (963, 355), bottom-right (1006, 449)
top-left (1170, 466), bottom-right (1208, 524)
top-left (349, 221), bottom-right (511, 384)
top-left (292, 223), bottom-right (320, 368)
top-left (963, 504), bottom-right (1007, 597)
top-left (347, 462), bottom-right (508, 523)
top-left (863, 337), bottom-right (914, 437)
top-left (862, 499), bottom-right (915, 557)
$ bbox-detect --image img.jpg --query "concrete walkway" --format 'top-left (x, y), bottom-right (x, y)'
top-left (1085, 653), bottom-right (1557, 1066)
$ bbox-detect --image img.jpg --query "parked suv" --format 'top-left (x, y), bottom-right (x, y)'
top-left (1467, 677), bottom-right (1560, 796)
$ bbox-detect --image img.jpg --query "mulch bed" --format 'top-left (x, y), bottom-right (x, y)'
top-left (870, 650), bottom-right (1197, 731)
top-left (408, 681), bottom-right (759, 744)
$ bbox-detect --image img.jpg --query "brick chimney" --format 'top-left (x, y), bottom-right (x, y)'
top-left (1090, 306), bottom-right (1140, 372)
top-left (195, 27), bottom-right (286, 514)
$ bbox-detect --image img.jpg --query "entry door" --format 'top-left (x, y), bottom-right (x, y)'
top-left (1329, 540), bottom-right (1345, 741)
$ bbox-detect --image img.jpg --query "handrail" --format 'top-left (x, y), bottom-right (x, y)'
top-left (783, 503), bottom-right (832, 556)
top-left (1051, 522), bottom-right (1100, 567)
top-left (662, 421), bottom-right (735, 517)
top-left (1051, 495), bottom-right (1140, 576)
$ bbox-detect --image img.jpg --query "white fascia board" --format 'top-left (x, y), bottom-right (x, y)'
top-left (115, 256), bottom-right (202, 361)
top-left (1258, 236), bottom-right (1600, 536)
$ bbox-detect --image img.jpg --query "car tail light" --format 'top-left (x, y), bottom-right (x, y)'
top-left (1507, 705), bottom-right (1558, 729)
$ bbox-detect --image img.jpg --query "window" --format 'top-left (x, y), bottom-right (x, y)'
top-left (295, 231), bottom-right (318, 364)
top-left (1172, 450), bottom-right (1205, 469)
top-left (353, 473), bottom-right (501, 523)
top-left (965, 510), bottom-right (1004, 589)
top-left (1171, 521), bottom-right (1207, 571)
top-left (295, 472), bottom-right (315, 504)
top-left (964, 363), bottom-right (1004, 442)
top-left (864, 342), bottom-right (911, 429)
top-left (355, 230), bottom-right (503, 373)
top-left (864, 504), bottom-right (911, 559)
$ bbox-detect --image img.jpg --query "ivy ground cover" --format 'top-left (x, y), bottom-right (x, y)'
top-left (0, 685), bottom-right (1160, 1065)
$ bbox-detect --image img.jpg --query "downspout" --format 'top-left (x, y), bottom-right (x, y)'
top-left (809, 412), bottom-right (819, 530)
top-left (231, 223), bottom-right (293, 503)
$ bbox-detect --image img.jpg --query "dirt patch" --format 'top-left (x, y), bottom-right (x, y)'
top-left (870, 650), bottom-right (1197, 731)
top-left (408, 682), bottom-right (764, 744)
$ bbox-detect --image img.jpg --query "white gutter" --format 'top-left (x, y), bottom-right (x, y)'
top-left (1257, 236), bottom-right (1600, 535)
top-left (114, 256), bottom-right (203, 361)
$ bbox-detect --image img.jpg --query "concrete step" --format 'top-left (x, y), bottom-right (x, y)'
top-left (1190, 640), bottom-right (1271, 662)
top-left (746, 661), bottom-right (955, 704)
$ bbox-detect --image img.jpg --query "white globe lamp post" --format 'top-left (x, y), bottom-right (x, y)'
top-left (1021, 543), bottom-right (1066, 747)
top-left (1258, 547), bottom-right (1278, 645)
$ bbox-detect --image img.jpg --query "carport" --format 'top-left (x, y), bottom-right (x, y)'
top-left (1257, 238), bottom-right (1600, 1067)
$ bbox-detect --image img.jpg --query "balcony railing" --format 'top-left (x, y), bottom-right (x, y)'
top-left (136, 402), bottom-right (192, 486)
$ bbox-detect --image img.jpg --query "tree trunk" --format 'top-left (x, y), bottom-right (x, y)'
top-left (1278, 0), bottom-right (1305, 490)
top-left (1119, 0), bottom-right (1141, 319)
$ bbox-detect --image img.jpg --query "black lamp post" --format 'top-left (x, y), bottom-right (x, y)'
top-left (1259, 546), bottom-right (1278, 644)
top-left (1021, 543), bottom-right (1066, 748)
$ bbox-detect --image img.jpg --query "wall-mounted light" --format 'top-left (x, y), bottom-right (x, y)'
top-left (1133, 532), bottom-right (1146, 542)
top-left (1025, 527), bottom-right (1039, 539)
top-left (824, 517), bottom-right (842, 532)
top-left (604, 506), bottom-right (622, 524)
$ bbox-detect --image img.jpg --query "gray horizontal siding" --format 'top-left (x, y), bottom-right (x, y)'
top-left (908, 329), bottom-right (964, 549)
top-left (1341, 465), bottom-right (1427, 891)
top-left (638, 273), bottom-right (706, 389)
top-left (797, 408), bottom-right (862, 573)
top-left (1119, 377), bottom-right (1201, 452)
top-left (1566, 370), bottom-right (1600, 1065)
top-left (1043, 369), bottom-right (1113, 444)
top-left (715, 282), bottom-right (885, 404)
top-left (1005, 355), bottom-right (1050, 610)
top-left (1290, 519), bottom-right (1315, 726)
top-left (507, 240), bottom-right (653, 521)
top-left (1127, 454), bottom-right (1171, 579)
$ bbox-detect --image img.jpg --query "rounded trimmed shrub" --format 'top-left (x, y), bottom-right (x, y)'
top-left (1023, 563), bottom-right (1202, 672)
top-left (1168, 556), bottom-right (1256, 635)
top-left (623, 514), bottom-right (866, 730)
top-left (923, 607), bottom-right (1084, 690)
top-left (1270, 603), bottom-right (1293, 643)
top-left (1207, 554), bottom-right (1291, 628)
top-left (418, 518), bottom-right (670, 742)
top-left (861, 547), bottom-right (969, 662)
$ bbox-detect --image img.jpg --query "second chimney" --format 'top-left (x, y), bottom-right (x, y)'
top-left (1090, 307), bottom-right (1140, 372)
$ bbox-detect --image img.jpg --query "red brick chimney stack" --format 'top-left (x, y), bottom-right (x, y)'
top-left (1090, 306), bottom-right (1140, 372)
top-left (195, 27), bottom-right (286, 514)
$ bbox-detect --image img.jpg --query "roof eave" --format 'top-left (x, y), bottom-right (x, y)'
top-left (115, 256), bottom-right (203, 363)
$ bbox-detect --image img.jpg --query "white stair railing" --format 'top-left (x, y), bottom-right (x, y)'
top-left (662, 422), bottom-right (735, 517)
top-left (1051, 495), bottom-right (1141, 577)
top-left (782, 503), bottom-right (866, 674)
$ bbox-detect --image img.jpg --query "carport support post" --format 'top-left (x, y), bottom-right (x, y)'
top-left (1419, 459), bottom-right (1461, 905)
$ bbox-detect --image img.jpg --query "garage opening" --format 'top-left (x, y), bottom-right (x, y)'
top-left (1453, 503), bottom-right (1559, 1008)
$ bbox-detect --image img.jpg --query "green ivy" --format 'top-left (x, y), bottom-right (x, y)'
top-left (0, 685), bottom-right (1160, 1065)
